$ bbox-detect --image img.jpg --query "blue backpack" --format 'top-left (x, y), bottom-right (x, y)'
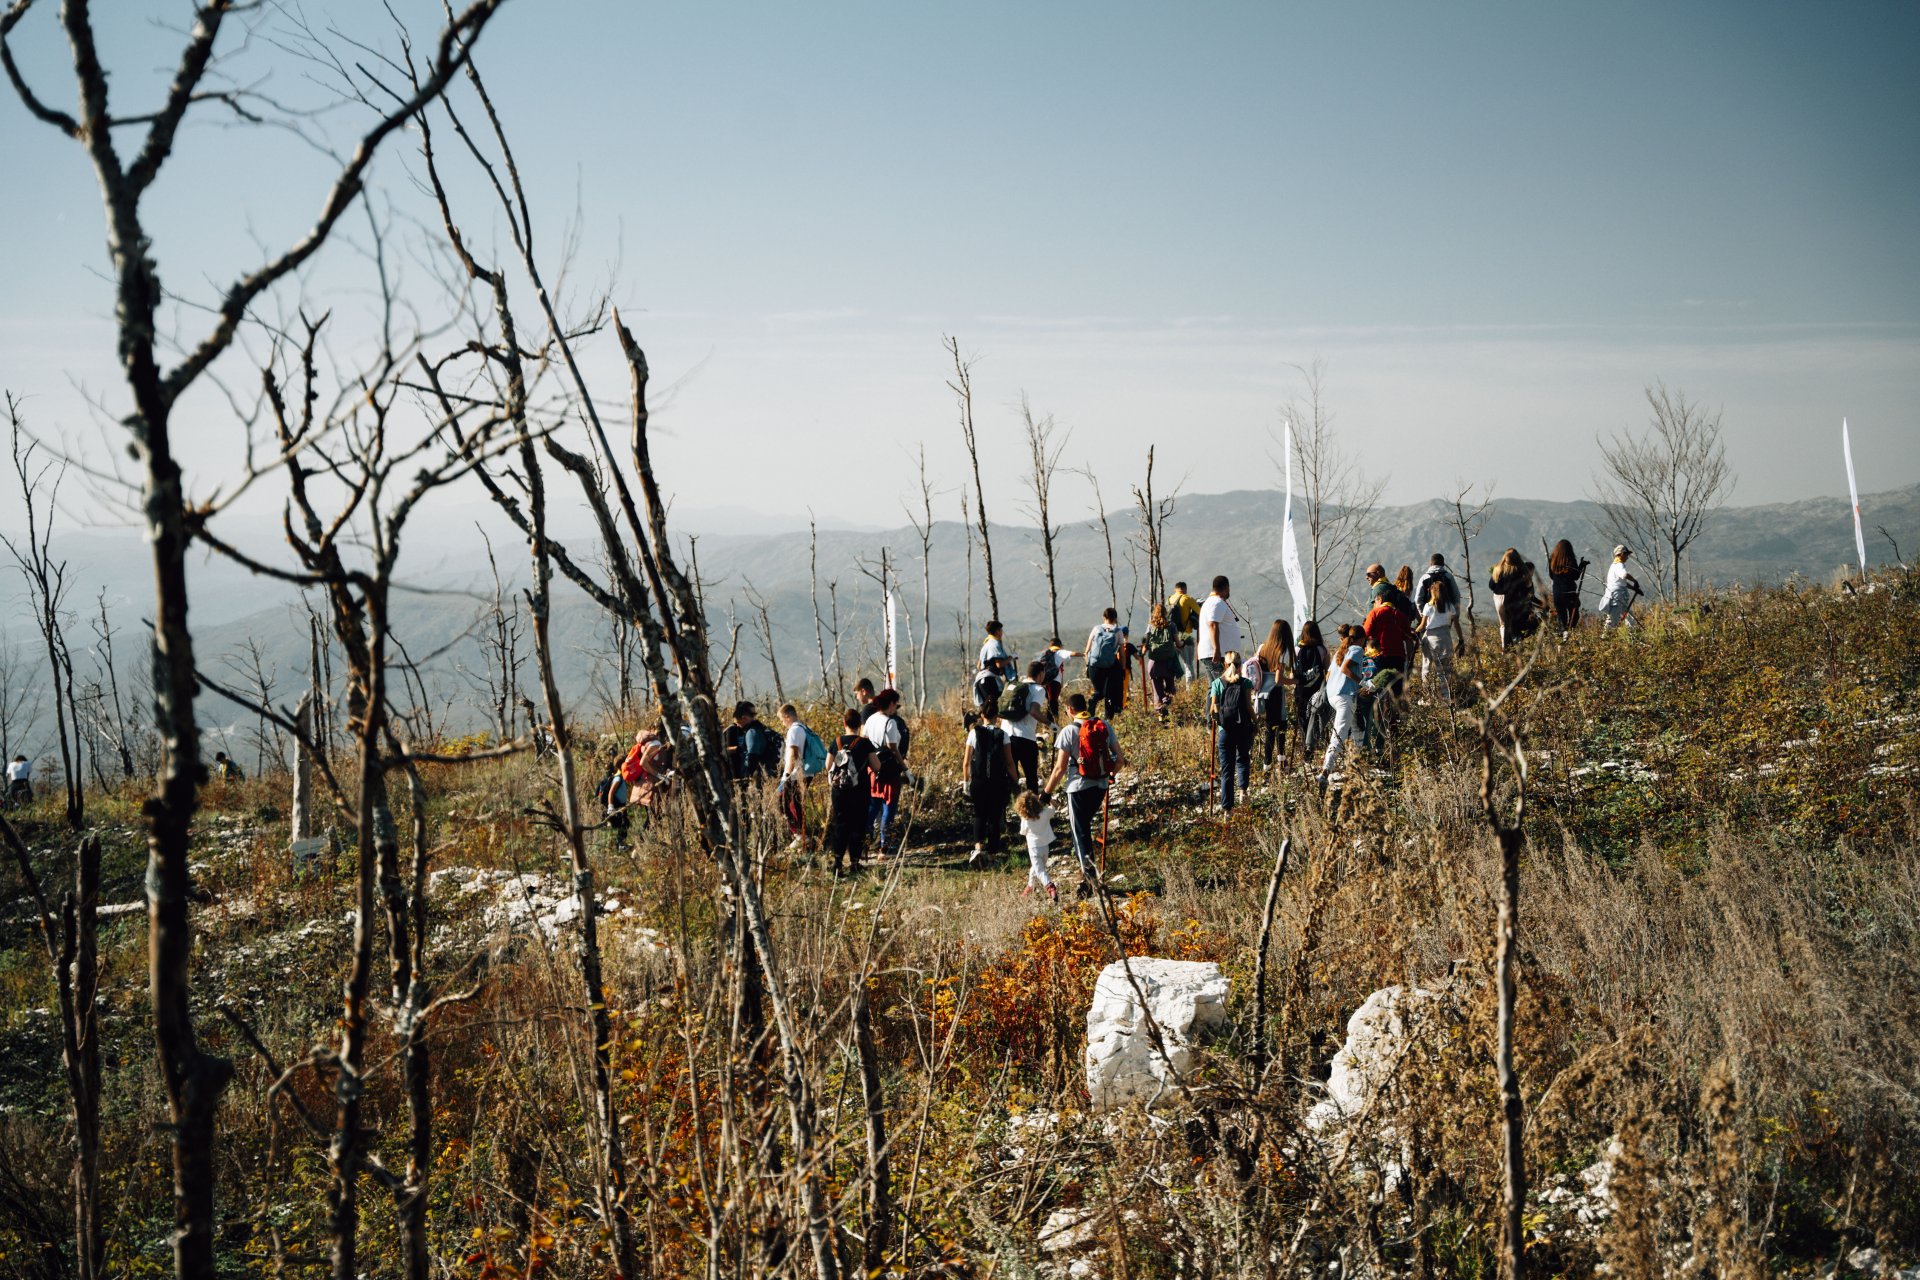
top-left (800, 725), bottom-right (828, 776)
top-left (1087, 625), bottom-right (1121, 671)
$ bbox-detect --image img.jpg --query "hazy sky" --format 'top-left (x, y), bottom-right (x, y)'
top-left (2, 0), bottom-right (1916, 533)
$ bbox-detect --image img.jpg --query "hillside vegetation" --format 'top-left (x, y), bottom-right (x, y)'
top-left (3, 571), bottom-right (1918, 1278)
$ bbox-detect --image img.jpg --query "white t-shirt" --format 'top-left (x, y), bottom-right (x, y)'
top-left (1421, 603), bottom-right (1456, 634)
top-left (1054, 719), bottom-right (1119, 792)
top-left (782, 722), bottom-right (808, 777)
top-left (5, 759), bottom-right (29, 782)
top-left (1326, 644), bottom-right (1364, 701)
top-left (1002, 682), bottom-right (1047, 742)
top-left (1197, 595), bottom-right (1242, 660)
top-left (1603, 560), bottom-right (1636, 608)
top-left (863, 712), bottom-right (901, 752)
top-left (1020, 804), bottom-right (1056, 850)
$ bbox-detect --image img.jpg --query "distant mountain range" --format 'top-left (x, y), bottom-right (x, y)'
top-left (2, 483), bottom-right (1913, 755)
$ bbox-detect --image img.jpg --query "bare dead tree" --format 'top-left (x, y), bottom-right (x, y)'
top-left (743, 580), bottom-right (786, 702)
top-left (827, 579), bottom-right (846, 704)
top-left (2, 821), bottom-right (104, 1280)
top-left (468, 528), bottom-right (524, 740)
top-left (945, 335), bottom-right (1000, 620)
top-left (223, 638), bottom-right (282, 779)
top-left (1438, 479), bottom-right (1495, 646)
top-left (959, 487), bottom-right (976, 655)
top-left (1021, 396), bottom-right (1070, 640)
top-left (1475, 672), bottom-right (1531, 1280)
top-left (1130, 445), bottom-right (1178, 615)
top-left (1592, 381), bottom-right (1735, 600)
top-left (87, 594), bottom-right (136, 781)
top-left (3, 398), bottom-right (83, 828)
top-left (0, 629), bottom-right (44, 765)
top-left (904, 444), bottom-right (936, 710)
top-left (0, 7), bottom-right (504, 1272)
top-left (808, 514), bottom-right (833, 696)
top-left (1283, 363), bottom-right (1385, 619)
top-left (418, 58), bottom-right (844, 1275)
top-left (1085, 469), bottom-right (1120, 608)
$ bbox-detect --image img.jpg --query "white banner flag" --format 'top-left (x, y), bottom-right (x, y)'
top-left (1281, 418), bottom-right (1308, 632)
top-left (885, 588), bottom-right (898, 691)
top-left (1843, 418), bottom-right (1867, 576)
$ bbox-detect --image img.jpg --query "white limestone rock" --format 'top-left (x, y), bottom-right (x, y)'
top-left (1084, 958), bottom-right (1229, 1109)
top-left (1305, 985), bottom-right (1438, 1134)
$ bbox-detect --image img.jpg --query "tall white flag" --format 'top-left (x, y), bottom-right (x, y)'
top-left (885, 587), bottom-right (899, 691)
top-left (1281, 418), bottom-right (1308, 631)
top-left (1843, 419), bottom-right (1867, 576)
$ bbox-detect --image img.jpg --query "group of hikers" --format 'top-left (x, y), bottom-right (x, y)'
top-left (581, 539), bottom-right (1645, 899)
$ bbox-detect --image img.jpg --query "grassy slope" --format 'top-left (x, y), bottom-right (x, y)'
top-left (1, 572), bottom-right (1917, 1276)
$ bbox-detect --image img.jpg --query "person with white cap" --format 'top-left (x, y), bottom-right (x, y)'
top-left (1599, 545), bottom-right (1643, 631)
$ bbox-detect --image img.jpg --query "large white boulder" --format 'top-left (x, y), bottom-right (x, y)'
top-left (1085, 958), bottom-right (1229, 1109)
top-left (1305, 985), bottom-right (1438, 1134)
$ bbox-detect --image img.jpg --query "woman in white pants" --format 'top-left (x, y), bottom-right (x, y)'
top-left (1318, 624), bottom-right (1366, 784)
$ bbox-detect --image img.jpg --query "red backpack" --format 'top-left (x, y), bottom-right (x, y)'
top-left (1076, 717), bottom-right (1115, 783)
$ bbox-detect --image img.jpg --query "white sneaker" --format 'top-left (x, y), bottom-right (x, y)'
top-left (968, 846), bottom-right (983, 865)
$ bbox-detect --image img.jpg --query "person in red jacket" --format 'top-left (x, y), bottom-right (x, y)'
top-left (1362, 563), bottom-right (1415, 685)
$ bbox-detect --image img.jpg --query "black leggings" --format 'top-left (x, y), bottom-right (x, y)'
top-left (1261, 693), bottom-right (1288, 765)
top-left (1009, 736), bottom-right (1041, 792)
top-left (971, 786), bottom-right (1009, 854)
top-left (1089, 665), bottom-right (1124, 719)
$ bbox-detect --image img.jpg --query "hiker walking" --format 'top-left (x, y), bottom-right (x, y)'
top-left (1362, 563), bottom-right (1416, 685)
top-left (5, 754), bottom-right (31, 805)
top-left (1014, 789), bottom-right (1059, 901)
top-left (213, 751), bottom-right (245, 783)
top-left (1489, 549), bottom-right (1542, 647)
top-left (1002, 660), bottom-right (1050, 792)
top-left (725, 701), bottom-right (779, 781)
top-left (962, 704), bottom-right (1017, 865)
top-left (974, 619), bottom-right (1015, 714)
top-left (1599, 545), bottom-right (1643, 631)
top-left (863, 688), bottom-right (909, 857)
top-left (826, 709), bottom-right (876, 875)
top-left (1414, 577), bottom-right (1457, 696)
top-left (1040, 638), bottom-right (1077, 720)
top-left (1044, 692), bottom-right (1124, 896)
top-left (1548, 539), bottom-right (1589, 631)
top-left (1166, 581), bottom-right (1200, 678)
top-left (1250, 620), bottom-right (1296, 767)
top-left (618, 725), bottom-right (674, 813)
top-left (1293, 621), bottom-right (1331, 762)
top-left (1208, 652), bottom-right (1256, 812)
top-left (1084, 608), bottom-right (1126, 720)
top-left (776, 702), bottom-right (823, 851)
top-left (1142, 605), bottom-right (1180, 720)
top-left (1196, 575), bottom-right (1242, 685)
top-left (1317, 623), bottom-right (1366, 787)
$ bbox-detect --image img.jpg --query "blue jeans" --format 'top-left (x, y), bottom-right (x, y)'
top-left (1066, 786), bottom-right (1105, 881)
top-left (868, 796), bottom-right (895, 851)
top-left (1217, 729), bottom-right (1252, 810)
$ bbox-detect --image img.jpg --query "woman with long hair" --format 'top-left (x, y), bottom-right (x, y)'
top-left (1253, 620), bottom-right (1296, 767)
top-left (1292, 620), bottom-right (1331, 761)
top-left (1142, 603), bottom-right (1180, 720)
top-left (1547, 539), bottom-right (1589, 631)
top-left (1394, 565), bottom-right (1415, 598)
top-left (1488, 547), bottom-right (1541, 647)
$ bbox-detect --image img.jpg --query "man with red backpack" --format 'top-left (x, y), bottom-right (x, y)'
top-left (1043, 692), bottom-right (1126, 897)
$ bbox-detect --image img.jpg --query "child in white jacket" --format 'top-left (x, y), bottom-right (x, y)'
top-left (1013, 790), bottom-right (1059, 902)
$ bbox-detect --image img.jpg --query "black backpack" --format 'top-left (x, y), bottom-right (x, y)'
top-left (828, 740), bottom-right (864, 792)
top-left (970, 724), bottom-right (1009, 789)
top-left (1218, 678), bottom-right (1252, 730)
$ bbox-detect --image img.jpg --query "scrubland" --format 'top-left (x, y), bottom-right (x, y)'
top-left (2, 572), bottom-right (1917, 1278)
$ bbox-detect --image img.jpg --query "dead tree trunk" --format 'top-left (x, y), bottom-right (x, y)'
top-left (946, 336), bottom-right (999, 621)
top-left (1087, 470), bottom-right (1119, 607)
top-left (809, 515), bottom-right (833, 696)
top-left (1022, 397), bottom-right (1068, 641)
top-left (906, 444), bottom-right (935, 710)
top-left (1480, 713), bottom-right (1530, 1280)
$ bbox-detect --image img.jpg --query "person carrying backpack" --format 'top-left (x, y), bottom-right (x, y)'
top-left (1599, 545), bottom-right (1643, 632)
top-left (1001, 660), bottom-right (1050, 792)
top-left (978, 620), bottom-right (1015, 684)
top-left (826, 708), bottom-right (876, 876)
top-left (1208, 653), bottom-right (1257, 812)
top-left (725, 701), bottom-right (779, 780)
top-left (1292, 621), bottom-right (1331, 761)
top-left (213, 751), bottom-right (245, 783)
top-left (1084, 608), bottom-right (1125, 720)
top-left (777, 703), bottom-right (826, 851)
top-left (1142, 604), bottom-right (1180, 720)
top-left (1166, 581), bottom-right (1200, 678)
top-left (1548, 539), bottom-right (1590, 631)
top-left (1363, 564), bottom-right (1416, 684)
top-left (1489, 549), bottom-right (1542, 647)
top-left (1039, 638), bottom-right (1076, 720)
top-left (962, 704), bottom-right (1017, 865)
top-left (863, 688), bottom-right (909, 857)
top-left (1044, 692), bottom-right (1125, 895)
top-left (594, 753), bottom-right (633, 838)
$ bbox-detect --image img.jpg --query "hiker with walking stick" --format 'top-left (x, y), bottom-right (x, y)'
top-left (1044, 692), bottom-right (1124, 899)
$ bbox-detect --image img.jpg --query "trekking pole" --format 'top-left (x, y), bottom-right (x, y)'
top-left (1098, 787), bottom-right (1111, 878)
